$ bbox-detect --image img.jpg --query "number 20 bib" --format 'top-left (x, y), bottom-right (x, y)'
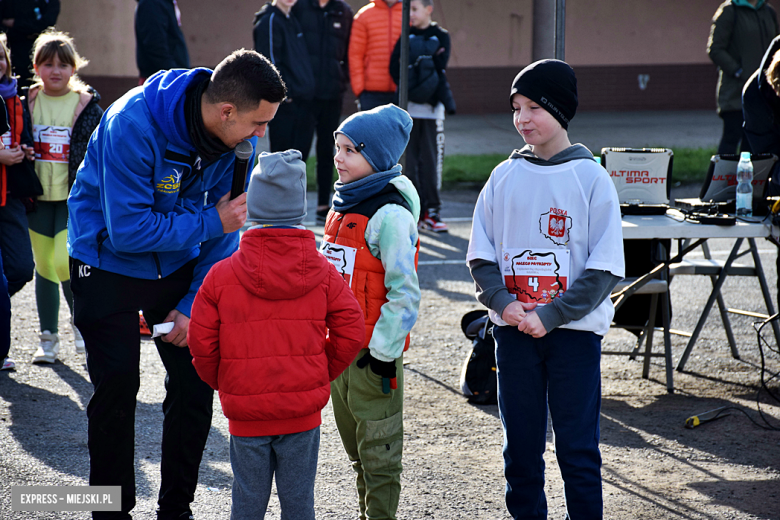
top-left (502, 248), bottom-right (570, 305)
top-left (33, 125), bottom-right (71, 163)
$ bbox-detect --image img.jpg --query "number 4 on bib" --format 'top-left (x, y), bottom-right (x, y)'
top-left (501, 248), bottom-right (570, 305)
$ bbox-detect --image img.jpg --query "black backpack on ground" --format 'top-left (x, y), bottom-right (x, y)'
top-left (459, 310), bottom-right (497, 405)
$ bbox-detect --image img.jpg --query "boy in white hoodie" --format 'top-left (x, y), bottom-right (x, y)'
top-left (467, 60), bottom-right (625, 520)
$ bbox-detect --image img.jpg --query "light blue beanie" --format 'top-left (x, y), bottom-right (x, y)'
top-left (334, 104), bottom-right (413, 172)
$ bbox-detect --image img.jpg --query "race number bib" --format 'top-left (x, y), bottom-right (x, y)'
top-left (502, 248), bottom-right (570, 305)
top-left (33, 125), bottom-right (71, 163)
top-left (320, 242), bottom-right (358, 286)
top-left (1, 131), bottom-right (11, 148)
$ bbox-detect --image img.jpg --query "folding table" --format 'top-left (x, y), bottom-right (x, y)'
top-left (616, 212), bottom-right (778, 383)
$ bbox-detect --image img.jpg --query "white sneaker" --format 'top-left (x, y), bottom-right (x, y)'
top-left (72, 320), bottom-right (85, 355)
top-left (32, 331), bottom-right (60, 364)
top-left (1, 357), bottom-right (15, 370)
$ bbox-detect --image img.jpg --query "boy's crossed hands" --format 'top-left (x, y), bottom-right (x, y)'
top-left (502, 300), bottom-right (548, 338)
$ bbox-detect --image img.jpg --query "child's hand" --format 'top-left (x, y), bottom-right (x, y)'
top-left (501, 300), bottom-right (537, 326)
top-left (517, 311), bottom-right (547, 338)
top-left (356, 351), bottom-right (397, 394)
top-left (0, 145), bottom-right (25, 166)
top-left (20, 144), bottom-right (34, 161)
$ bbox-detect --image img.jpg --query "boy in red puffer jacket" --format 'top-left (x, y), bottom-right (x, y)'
top-left (188, 149), bottom-right (365, 520)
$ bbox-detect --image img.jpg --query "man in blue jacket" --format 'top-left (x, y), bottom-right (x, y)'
top-left (67, 49), bottom-right (285, 520)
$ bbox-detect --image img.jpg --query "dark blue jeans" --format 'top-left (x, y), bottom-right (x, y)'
top-left (0, 197), bottom-right (34, 296)
top-left (494, 326), bottom-right (603, 520)
top-left (70, 258), bottom-right (213, 520)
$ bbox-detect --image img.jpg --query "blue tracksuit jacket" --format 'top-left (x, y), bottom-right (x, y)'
top-left (67, 67), bottom-right (257, 316)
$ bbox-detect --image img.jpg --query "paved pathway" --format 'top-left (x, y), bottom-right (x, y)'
top-left (257, 109), bottom-right (724, 158)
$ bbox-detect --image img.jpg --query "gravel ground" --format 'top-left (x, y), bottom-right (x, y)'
top-left (1, 188), bottom-right (779, 519)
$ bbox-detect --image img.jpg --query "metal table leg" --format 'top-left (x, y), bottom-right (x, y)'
top-left (749, 238), bottom-right (780, 346)
top-left (676, 238), bottom-right (743, 372)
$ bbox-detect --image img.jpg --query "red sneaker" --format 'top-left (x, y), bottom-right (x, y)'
top-left (421, 209), bottom-right (449, 233)
top-left (140, 312), bottom-right (151, 336)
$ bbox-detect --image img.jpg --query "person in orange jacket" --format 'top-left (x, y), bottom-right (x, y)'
top-left (348, 0), bottom-right (402, 111)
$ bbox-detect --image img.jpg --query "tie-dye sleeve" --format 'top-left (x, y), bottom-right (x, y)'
top-left (364, 204), bottom-right (422, 362)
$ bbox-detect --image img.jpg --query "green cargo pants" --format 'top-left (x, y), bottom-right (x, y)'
top-left (331, 349), bottom-right (404, 520)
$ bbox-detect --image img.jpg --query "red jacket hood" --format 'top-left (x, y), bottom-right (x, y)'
top-left (232, 227), bottom-right (330, 300)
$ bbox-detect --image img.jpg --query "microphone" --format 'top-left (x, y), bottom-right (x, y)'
top-left (230, 140), bottom-right (254, 200)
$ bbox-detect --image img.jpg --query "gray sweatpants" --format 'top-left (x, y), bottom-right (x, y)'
top-left (230, 426), bottom-right (320, 520)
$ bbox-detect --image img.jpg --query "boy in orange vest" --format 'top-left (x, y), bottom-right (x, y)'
top-left (321, 103), bottom-right (421, 520)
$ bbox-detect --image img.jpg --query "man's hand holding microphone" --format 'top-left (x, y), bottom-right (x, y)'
top-left (217, 139), bottom-right (254, 233)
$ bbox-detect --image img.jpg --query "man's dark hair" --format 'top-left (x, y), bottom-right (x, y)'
top-left (204, 49), bottom-right (286, 111)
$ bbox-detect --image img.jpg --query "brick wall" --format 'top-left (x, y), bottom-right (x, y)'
top-left (446, 63), bottom-right (719, 114)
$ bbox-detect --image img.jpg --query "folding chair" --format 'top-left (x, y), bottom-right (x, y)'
top-left (603, 148), bottom-right (675, 392)
top-left (607, 242), bottom-right (674, 393)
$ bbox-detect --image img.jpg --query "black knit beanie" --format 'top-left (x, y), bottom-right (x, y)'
top-left (510, 60), bottom-right (578, 129)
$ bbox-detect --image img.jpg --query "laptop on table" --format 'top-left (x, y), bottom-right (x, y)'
top-left (675, 153), bottom-right (778, 217)
top-left (602, 148), bottom-right (673, 216)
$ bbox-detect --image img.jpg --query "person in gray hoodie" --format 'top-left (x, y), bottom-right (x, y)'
top-left (708, 0), bottom-right (778, 155)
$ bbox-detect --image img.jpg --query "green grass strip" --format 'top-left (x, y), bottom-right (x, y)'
top-left (304, 146), bottom-right (718, 191)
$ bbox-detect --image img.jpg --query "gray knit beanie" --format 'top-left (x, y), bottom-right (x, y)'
top-left (246, 150), bottom-right (307, 226)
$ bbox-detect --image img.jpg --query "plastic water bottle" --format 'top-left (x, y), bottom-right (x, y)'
top-left (736, 151), bottom-right (753, 217)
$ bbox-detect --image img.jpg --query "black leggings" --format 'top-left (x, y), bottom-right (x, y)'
top-left (718, 110), bottom-right (752, 156)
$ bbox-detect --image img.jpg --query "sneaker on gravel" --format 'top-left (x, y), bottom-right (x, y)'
top-left (72, 320), bottom-right (85, 355)
top-left (32, 331), bottom-right (60, 364)
top-left (2, 357), bottom-right (15, 370)
top-left (421, 209), bottom-right (448, 233)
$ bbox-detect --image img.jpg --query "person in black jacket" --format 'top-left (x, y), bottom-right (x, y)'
top-left (135, 0), bottom-right (190, 83)
top-left (0, 0), bottom-right (60, 90)
top-left (708, 0), bottom-right (778, 155)
top-left (254, 1), bottom-right (315, 160)
top-left (292, 0), bottom-right (352, 224)
top-left (743, 35), bottom-right (780, 301)
top-left (744, 35), bottom-right (780, 191)
top-left (389, 0), bottom-right (455, 233)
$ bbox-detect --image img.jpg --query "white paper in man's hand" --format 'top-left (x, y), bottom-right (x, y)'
top-left (152, 322), bottom-right (175, 338)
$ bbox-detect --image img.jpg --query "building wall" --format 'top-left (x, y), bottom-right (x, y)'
top-left (56, 0), bottom-right (136, 109)
top-left (439, 0), bottom-right (726, 113)
top-left (566, 0), bottom-right (717, 66)
top-left (55, 0), bottom-right (746, 113)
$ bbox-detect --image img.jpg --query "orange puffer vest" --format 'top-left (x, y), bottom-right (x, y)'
top-left (0, 96), bottom-right (25, 206)
top-left (322, 185), bottom-right (418, 351)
